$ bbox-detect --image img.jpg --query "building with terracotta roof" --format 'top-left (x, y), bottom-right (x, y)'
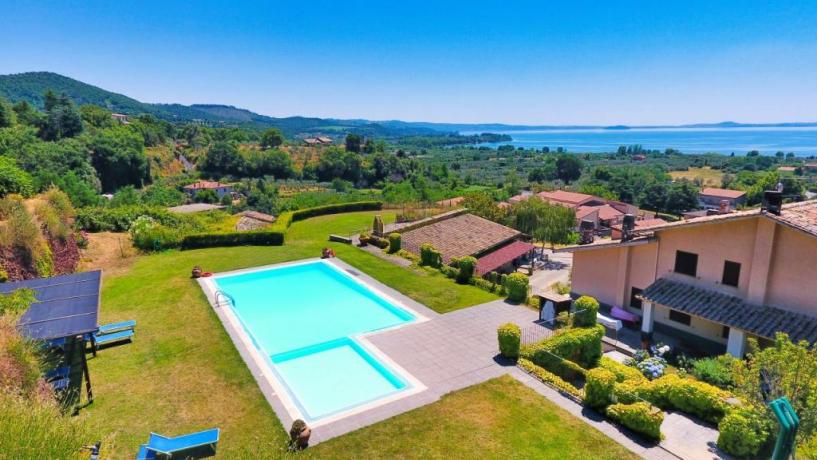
top-left (435, 196), bottom-right (465, 207)
top-left (699, 187), bottom-right (747, 210)
top-left (558, 199), bottom-right (817, 357)
top-left (182, 181), bottom-right (233, 199)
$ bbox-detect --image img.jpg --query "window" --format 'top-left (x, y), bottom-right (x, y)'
top-left (674, 251), bottom-right (698, 277)
top-left (722, 325), bottom-right (730, 339)
top-left (722, 261), bottom-right (741, 287)
top-left (669, 309), bottom-right (692, 326)
top-left (630, 287), bottom-right (643, 309)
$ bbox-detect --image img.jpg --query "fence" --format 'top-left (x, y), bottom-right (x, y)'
top-left (520, 323), bottom-right (557, 346)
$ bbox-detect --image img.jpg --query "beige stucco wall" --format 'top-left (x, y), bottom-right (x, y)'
top-left (766, 225), bottom-right (817, 315)
top-left (571, 248), bottom-right (621, 307)
top-left (654, 304), bottom-right (728, 345)
top-left (654, 218), bottom-right (759, 297)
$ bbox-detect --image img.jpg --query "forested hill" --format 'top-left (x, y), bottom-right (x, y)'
top-left (0, 72), bottom-right (438, 137)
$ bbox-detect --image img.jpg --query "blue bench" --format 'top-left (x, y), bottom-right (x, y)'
top-left (136, 428), bottom-right (220, 460)
top-left (98, 320), bottom-right (136, 335)
top-left (90, 320), bottom-right (136, 355)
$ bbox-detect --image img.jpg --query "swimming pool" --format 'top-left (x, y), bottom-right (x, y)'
top-left (206, 260), bottom-right (425, 424)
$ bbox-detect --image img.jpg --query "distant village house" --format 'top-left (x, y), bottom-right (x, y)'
top-left (183, 180), bottom-right (233, 199)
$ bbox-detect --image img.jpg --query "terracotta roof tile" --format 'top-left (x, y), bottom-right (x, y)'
top-left (400, 213), bottom-right (520, 263)
top-left (538, 190), bottom-right (596, 206)
top-left (701, 187), bottom-right (746, 199)
top-left (476, 240), bottom-right (535, 275)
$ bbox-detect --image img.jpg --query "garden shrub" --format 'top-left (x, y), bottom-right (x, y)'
top-left (35, 202), bottom-right (69, 241)
top-left (572, 295), bottom-right (599, 327)
top-left (497, 323), bottom-right (521, 359)
top-left (75, 205), bottom-right (186, 232)
top-left (504, 272), bottom-right (529, 303)
top-left (0, 156), bottom-right (34, 197)
top-left (523, 324), bottom-right (605, 371)
top-left (439, 265), bottom-right (458, 279)
top-left (717, 406), bottom-right (770, 458)
top-left (180, 231), bottom-right (285, 249)
top-left (269, 211), bottom-right (293, 232)
top-left (612, 380), bottom-right (642, 405)
top-left (644, 374), bottom-right (730, 423)
top-left (606, 402), bottom-right (664, 441)
top-left (387, 232), bottom-right (401, 254)
top-left (453, 256), bottom-right (476, 284)
top-left (690, 355), bottom-right (736, 389)
top-left (599, 356), bottom-right (647, 384)
top-left (518, 358), bottom-right (583, 400)
top-left (585, 367), bottom-right (617, 409)
top-left (472, 277), bottom-right (497, 293)
top-left (419, 243), bottom-right (442, 268)
top-left (34, 245), bottom-right (53, 277)
top-left (395, 249), bottom-right (418, 262)
top-left (363, 234), bottom-right (389, 249)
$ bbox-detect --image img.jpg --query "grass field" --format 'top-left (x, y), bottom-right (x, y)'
top-left (80, 211), bottom-right (499, 457)
top-left (669, 166), bottom-right (724, 187)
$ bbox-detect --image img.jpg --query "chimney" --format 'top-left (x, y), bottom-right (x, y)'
top-left (762, 191), bottom-right (783, 216)
top-left (579, 219), bottom-right (595, 245)
top-left (718, 200), bottom-right (730, 214)
top-left (621, 214), bottom-right (635, 241)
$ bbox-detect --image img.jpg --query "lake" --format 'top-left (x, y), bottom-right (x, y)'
top-left (468, 127), bottom-right (817, 156)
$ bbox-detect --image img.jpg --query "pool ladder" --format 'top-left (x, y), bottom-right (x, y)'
top-left (214, 290), bottom-right (236, 309)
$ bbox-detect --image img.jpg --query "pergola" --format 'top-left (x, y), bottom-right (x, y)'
top-left (5, 270), bottom-right (102, 405)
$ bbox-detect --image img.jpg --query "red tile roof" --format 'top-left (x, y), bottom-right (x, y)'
top-left (538, 190), bottom-right (595, 206)
top-left (435, 196), bottom-right (465, 207)
top-left (700, 187), bottom-right (746, 199)
top-left (476, 240), bottom-right (535, 275)
top-left (400, 213), bottom-right (521, 263)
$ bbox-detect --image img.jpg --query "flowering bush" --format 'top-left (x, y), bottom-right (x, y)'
top-left (637, 357), bottom-right (668, 380)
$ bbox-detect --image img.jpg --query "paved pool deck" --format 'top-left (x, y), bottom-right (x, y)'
top-left (203, 257), bottom-right (725, 459)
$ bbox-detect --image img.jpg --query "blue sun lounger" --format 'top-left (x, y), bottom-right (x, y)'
top-left (90, 321), bottom-right (136, 355)
top-left (136, 428), bottom-right (220, 460)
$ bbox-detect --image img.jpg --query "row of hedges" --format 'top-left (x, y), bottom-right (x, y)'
top-left (290, 201), bottom-right (382, 222)
top-left (180, 231), bottom-right (285, 249)
top-left (518, 358), bottom-right (583, 400)
top-left (607, 402), bottom-right (664, 441)
top-left (522, 324), bottom-right (605, 372)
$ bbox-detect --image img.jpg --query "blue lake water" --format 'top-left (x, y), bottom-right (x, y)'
top-left (468, 127), bottom-right (817, 156)
top-left (214, 260), bottom-right (416, 421)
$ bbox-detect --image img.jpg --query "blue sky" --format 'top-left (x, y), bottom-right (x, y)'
top-left (2, 1), bottom-right (816, 125)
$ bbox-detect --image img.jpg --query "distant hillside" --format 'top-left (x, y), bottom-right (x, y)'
top-left (0, 72), bottom-right (439, 138)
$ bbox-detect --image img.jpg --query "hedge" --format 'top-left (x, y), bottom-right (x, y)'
top-left (387, 232), bottom-right (401, 254)
top-left (504, 272), bottom-right (529, 303)
top-left (584, 367), bottom-right (617, 410)
top-left (419, 243), bottom-right (443, 268)
top-left (599, 356), bottom-right (647, 384)
top-left (613, 373), bottom-right (730, 424)
top-left (606, 402), bottom-right (664, 441)
top-left (290, 201), bottom-right (382, 222)
top-left (518, 358), bottom-right (583, 400)
top-left (180, 231), bottom-right (285, 249)
top-left (523, 324), bottom-right (605, 371)
top-left (572, 295), bottom-right (599, 328)
top-left (497, 323), bottom-right (521, 359)
top-left (716, 406), bottom-right (770, 458)
top-left (453, 256), bottom-right (476, 284)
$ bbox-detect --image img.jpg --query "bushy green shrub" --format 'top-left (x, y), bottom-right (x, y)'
top-left (472, 277), bottom-right (498, 293)
top-left (518, 358), bottom-right (583, 400)
top-left (387, 232), bottom-right (401, 254)
top-left (497, 323), bottom-right (521, 359)
top-left (360, 234), bottom-right (389, 249)
top-left (34, 245), bottom-right (53, 277)
top-left (642, 374), bottom-right (730, 423)
top-left (439, 265), bottom-right (458, 279)
top-left (180, 231), bottom-right (285, 249)
top-left (691, 355), bottom-right (736, 389)
top-left (717, 406), bottom-right (770, 458)
top-left (600, 356), bottom-right (647, 384)
top-left (453, 256), bottom-right (476, 284)
top-left (0, 156), bottom-right (34, 197)
top-left (523, 324), bottom-right (605, 371)
top-left (419, 243), bottom-right (442, 268)
top-left (269, 211), bottom-right (293, 232)
top-left (572, 295), bottom-right (599, 327)
top-left (504, 272), bottom-right (529, 303)
top-left (585, 367), bottom-right (617, 409)
top-left (290, 201), bottom-right (382, 222)
top-left (606, 402), bottom-right (664, 440)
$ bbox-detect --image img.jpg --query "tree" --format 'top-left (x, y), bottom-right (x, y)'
top-left (200, 141), bottom-right (244, 177)
top-left (504, 170), bottom-right (522, 196)
top-left (12, 101), bottom-right (42, 127)
top-left (0, 156), bottom-right (35, 197)
top-left (87, 127), bottom-right (151, 192)
top-left (555, 154), bottom-right (583, 183)
top-left (245, 149), bottom-right (295, 178)
top-left (345, 134), bottom-right (362, 153)
top-left (462, 192), bottom-right (505, 223)
top-left (0, 97), bottom-right (16, 128)
top-left (260, 128), bottom-right (284, 149)
top-left (664, 180), bottom-right (699, 214)
top-left (538, 202), bottom-right (577, 248)
top-left (79, 104), bottom-right (114, 129)
top-left (39, 93), bottom-right (83, 141)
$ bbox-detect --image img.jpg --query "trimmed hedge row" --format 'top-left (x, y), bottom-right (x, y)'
top-left (607, 402), bottom-right (664, 440)
top-left (290, 201), bottom-right (383, 222)
top-left (497, 323), bottom-right (521, 359)
top-left (522, 324), bottom-right (605, 371)
top-left (518, 358), bottom-right (583, 400)
top-left (584, 367), bottom-right (616, 410)
top-left (599, 356), bottom-right (647, 384)
top-left (716, 406), bottom-right (771, 458)
top-left (180, 231), bottom-right (285, 249)
top-left (613, 373), bottom-right (730, 424)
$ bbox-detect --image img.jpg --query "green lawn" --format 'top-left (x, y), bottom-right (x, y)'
top-left (82, 211), bottom-right (498, 457)
top-left (310, 375), bottom-right (638, 460)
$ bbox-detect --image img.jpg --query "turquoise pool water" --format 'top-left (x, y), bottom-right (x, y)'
top-left (214, 260), bottom-right (416, 421)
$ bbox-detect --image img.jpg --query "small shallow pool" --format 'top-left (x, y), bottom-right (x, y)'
top-left (209, 260), bottom-right (423, 423)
